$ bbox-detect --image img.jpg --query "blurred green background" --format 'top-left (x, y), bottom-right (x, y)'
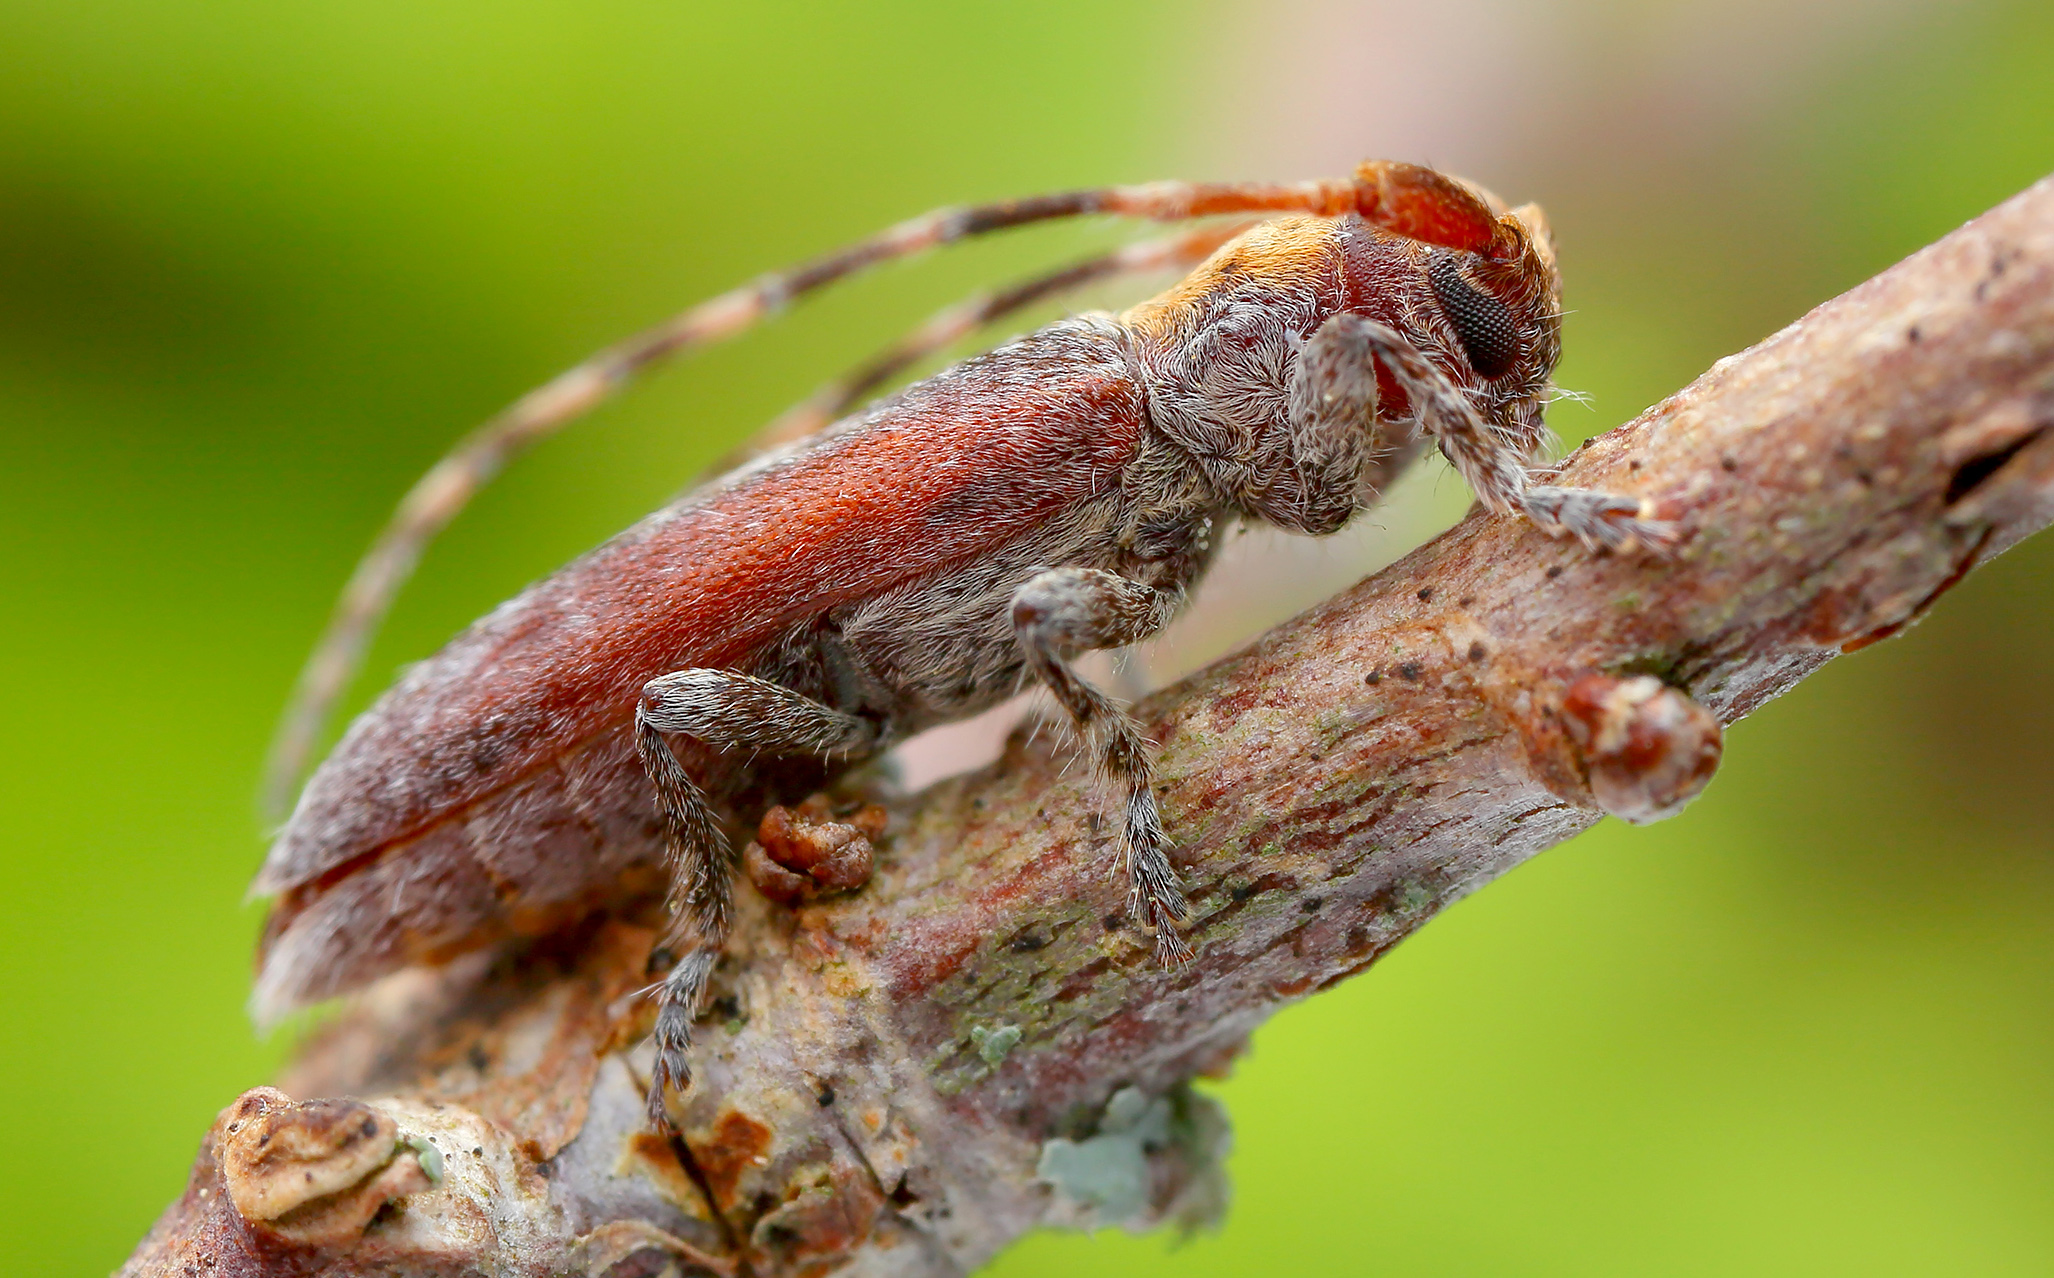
top-left (3, 1), bottom-right (2050, 1273)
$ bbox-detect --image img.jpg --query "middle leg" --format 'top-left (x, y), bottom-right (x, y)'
top-left (1010, 568), bottom-right (1191, 965)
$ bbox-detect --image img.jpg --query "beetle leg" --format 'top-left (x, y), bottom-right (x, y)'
top-left (1231, 310), bottom-right (1416, 536)
top-left (1010, 568), bottom-right (1191, 966)
top-left (633, 669), bottom-right (878, 1130)
top-left (1346, 318), bottom-right (1676, 554)
top-left (641, 669), bottom-right (880, 758)
top-left (631, 716), bottom-right (726, 1133)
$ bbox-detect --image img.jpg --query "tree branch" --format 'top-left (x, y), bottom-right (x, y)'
top-left (123, 175), bottom-right (2054, 1278)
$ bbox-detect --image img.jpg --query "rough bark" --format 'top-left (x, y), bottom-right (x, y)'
top-left (123, 175), bottom-right (2054, 1278)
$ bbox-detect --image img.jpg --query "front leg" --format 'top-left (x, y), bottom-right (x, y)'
top-left (1010, 568), bottom-right (1191, 965)
top-left (1342, 316), bottom-right (1674, 552)
top-left (1207, 312), bottom-right (1402, 537)
top-left (634, 669), bottom-right (878, 1130)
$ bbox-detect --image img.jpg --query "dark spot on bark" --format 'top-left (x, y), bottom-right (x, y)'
top-left (1416, 586), bottom-right (1434, 602)
top-left (1545, 564), bottom-right (1564, 579)
top-left (1396, 661), bottom-right (1423, 681)
top-left (889, 1179), bottom-right (920, 1208)
top-left (1009, 929), bottom-right (1049, 953)
top-left (1467, 641), bottom-right (1487, 663)
top-left (360, 1117), bottom-right (377, 1139)
top-left (1204, 872), bottom-right (1297, 930)
top-left (1907, 324), bottom-right (1921, 343)
top-left (1628, 459), bottom-right (1641, 471)
top-left (1300, 896), bottom-right (1324, 913)
top-left (468, 1045), bottom-right (490, 1073)
top-left (472, 1147), bottom-right (484, 1157)
top-left (1856, 469), bottom-right (1875, 485)
top-left (1364, 668), bottom-right (1382, 685)
top-left (1458, 595), bottom-right (1474, 607)
top-left (535, 1161), bottom-right (553, 1179)
top-left (1720, 455), bottom-right (1739, 472)
top-left (1345, 925), bottom-right (1372, 956)
top-left (1945, 427), bottom-right (2045, 504)
top-left (258, 1132), bottom-right (271, 1147)
top-left (1055, 958), bottom-right (1112, 1002)
top-left (1103, 913), bottom-right (1125, 931)
top-left (816, 1086), bottom-right (836, 1107)
top-left (1975, 248), bottom-right (2013, 301)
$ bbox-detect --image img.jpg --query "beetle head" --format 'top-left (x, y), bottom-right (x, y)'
top-left (1419, 199), bottom-right (1563, 449)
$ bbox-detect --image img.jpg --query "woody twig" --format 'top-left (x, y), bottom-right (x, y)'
top-left (123, 175), bottom-right (2054, 1278)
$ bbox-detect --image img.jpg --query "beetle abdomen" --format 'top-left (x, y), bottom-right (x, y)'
top-left (252, 316), bottom-right (1148, 1015)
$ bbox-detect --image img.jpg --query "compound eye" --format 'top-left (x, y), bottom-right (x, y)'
top-left (1429, 256), bottom-right (1519, 380)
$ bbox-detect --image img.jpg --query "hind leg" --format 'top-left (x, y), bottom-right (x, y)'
top-left (634, 669), bottom-right (877, 1130)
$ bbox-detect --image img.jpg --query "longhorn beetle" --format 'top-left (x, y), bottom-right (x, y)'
top-left (253, 161), bottom-right (1671, 1130)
